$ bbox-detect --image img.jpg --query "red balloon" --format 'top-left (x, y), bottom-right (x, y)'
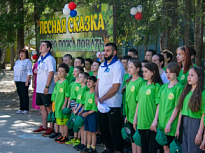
top-left (135, 12), bottom-right (142, 20)
top-left (69, 2), bottom-right (76, 10)
top-left (33, 55), bottom-right (38, 60)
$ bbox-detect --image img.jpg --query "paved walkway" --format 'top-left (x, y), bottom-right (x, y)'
top-left (0, 70), bottom-right (104, 153)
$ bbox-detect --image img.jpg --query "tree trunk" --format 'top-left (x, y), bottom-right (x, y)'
top-left (16, 0), bottom-right (24, 57)
top-left (160, 31), bottom-right (166, 51)
top-left (194, 0), bottom-right (202, 66)
top-left (184, 1), bottom-right (191, 46)
top-left (113, 5), bottom-right (117, 44)
top-left (10, 45), bottom-right (14, 70)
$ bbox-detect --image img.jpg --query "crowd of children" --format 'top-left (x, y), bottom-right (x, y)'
top-left (31, 43), bottom-right (205, 153)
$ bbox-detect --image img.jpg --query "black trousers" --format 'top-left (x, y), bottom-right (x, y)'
top-left (16, 82), bottom-right (29, 111)
top-left (139, 129), bottom-right (162, 153)
top-left (98, 107), bottom-right (124, 152)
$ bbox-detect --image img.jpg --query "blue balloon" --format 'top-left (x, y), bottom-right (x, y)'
top-left (131, 14), bottom-right (135, 17)
top-left (70, 10), bottom-right (77, 17)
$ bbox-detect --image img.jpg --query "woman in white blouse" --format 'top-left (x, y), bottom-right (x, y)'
top-left (14, 49), bottom-right (33, 114)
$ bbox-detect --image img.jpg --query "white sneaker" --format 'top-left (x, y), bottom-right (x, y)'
top-left (22, 110), bottom-right (29, 114)
top-left (16, 110), bottom-right (23, 114)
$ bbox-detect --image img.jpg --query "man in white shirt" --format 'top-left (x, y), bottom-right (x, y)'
top-left (33, 41), bottom-right (56, 137)
top-left (95, 43), bottom-right (125, 153)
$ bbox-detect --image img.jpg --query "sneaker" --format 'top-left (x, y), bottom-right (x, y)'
top-left (76, 144), bottom-right (86, 151)
top-left (54, 134), bottom-right (63, 142)
top-left (33, 126), bottom-right (47, 134)
top-left (80, 147), bottom-right (91, 153)
top-left (42, 128), bottom-right (54, 137)
top-left (73, 143), bottom-right (82, 149)
top-left (22, 110), bottom-right (29, 114)
top-left (58, 136), bottom-right (68, 144)
top-left (16, 110), bottom-right (23, 114)
top-left (88, 148), bottom-right (97, 153)
top-left (73, 139), bottom-right (81, 146)
top-left (65, 138), bottom-right (77, 145)
top-left (49, 132), bottom-right (60, 139)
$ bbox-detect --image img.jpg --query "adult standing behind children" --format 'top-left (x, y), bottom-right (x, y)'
top-left (33, 41), bottom-right (56, 136)
top-left (95, 43), bottom-right (125, 153)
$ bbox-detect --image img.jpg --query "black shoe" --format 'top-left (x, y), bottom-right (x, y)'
top-left (49, 132), bottom-right (60, 139)
top-left (80, 147), bottom-right (91, 153)
top-left (96, 137), bottom-right (103, 145)
top-left (58, 136), bottom-right (68, 144)
top-left (54, 134), bottom-right (62, 142)
top-left (88, 148), bottom-right (97, 153)
top-left (76, 144), bottom-right (86, 151)
top-left (73, 143), bottom-right (82, 149)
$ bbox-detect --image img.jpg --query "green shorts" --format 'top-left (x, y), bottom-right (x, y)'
top-left (56, 118), bottom-right (69, 125)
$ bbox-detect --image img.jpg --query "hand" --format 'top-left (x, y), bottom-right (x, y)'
top-left (74, 110), bottom-right (78, 115)
top-left (25, 82), bottom-right (29, 87)
top-left (124, 117), bottom-right (127, 123)
top-left (150, 121), bottom-right (158, 132)
top-left (99, 98), bottom-right (103, 104)
top-left (175, 129), bottom-right (180, 139)
top-left (78, 111), bottom-right (83, 116)
top-left (195, 132), bottom-right (203, 145)
top-left (200, 140), bottom-right (205, 150)
top-left (133, 120), bottom-right (137, 131)
top-left (34, 69), bottom-right (38, 74)
top-left (82, 112), bottom-right (89, 118)
top-left (71, 107), bottom-right (75, 112)
top-left (44, 88), bottom-right (49, 95)
top-left (164, 123), bottom-right (171, 134)
top-left (61, 105), bottom-right (66, 110)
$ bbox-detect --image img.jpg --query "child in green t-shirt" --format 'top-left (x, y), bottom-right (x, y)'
top-left (90, 61), bottom-right (101, 77)
top-left (49, 73), bottom-right (60, 139)
top-left (66, 66), bottom-right (83, 145)
top-left (52, 63), bottom-right (70, 144)
top-left (133, 62), bottom-right (163, 153)
top-left (85, 58), bottom-right (93, 74)
top-left (125, 59), bottom-right (144, 153)
top-left (150, 62), bottom-right (183, 152)
top-left (81, 76), bottom-right (98, 153)
top-left (63, 54), bottom-right (74, 83)
top-left (175, 67), bottom-right (205, 153)
top-left (72, 72), bottom-right (89, 150)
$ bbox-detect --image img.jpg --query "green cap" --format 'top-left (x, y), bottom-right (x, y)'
top-left (47, 112), bottom-right (53, 122)
top-left (170, 137), bottom-right (181, 153)
top-left (121, 123), bottom-right (131, 140)
top-left (62, 108), bottom-right (72, 115)
top-left (51, 111), bottom-right (56, 123)
top-left (66, 113), bottom-right (77, 129)
top-left (155, 128), bottom-right (168, 146)
top-left (73, 116), bottom-right (85, 133)
top-left (133, 126), bottom-right (141, 147)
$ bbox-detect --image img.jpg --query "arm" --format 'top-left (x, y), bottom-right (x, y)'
top-left (150, 104), bottom-right (159, 132)
top-left (133, 103), bottom-right (139, 131)
top-left (82, 110), bottom-right (95, 118)
top-left (75, 103), bottom-right (82, 112)
top-left (25, 75), bottom-right (31, 86)
top-left (62, 97), bottom-right (69, 110)
top-left (195, 114), bottom-right (204, 145)
top-left (78, 106), bottom-right (84, 116)
top-left (67, 97), bottom-right (71, 108)
top-left (99, 83), bottom-right (120, 103)
top-left (175, 112), bottom-right (182, 139)
top-left (95, 79), bottom-right (99, 105)
top-left (44, 71), bottom-right (54, 95)
top-left (165, 107), bottom-right (180, 134)
top-left (121, 84), bottom-right (126, 94)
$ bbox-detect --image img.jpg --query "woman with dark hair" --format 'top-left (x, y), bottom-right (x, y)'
top-left (14, 49), bottom-right (32, 114)
top-left (176, 46), bottom-right (193, 86)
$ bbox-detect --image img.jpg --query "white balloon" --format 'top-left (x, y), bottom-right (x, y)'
top-left (31, 56), bottom-right (34, 61)
top-left (96, 51), bottom-right (101, 58)
top-left (63, 8), bottom-right (70, 15)
top-left (137, 5), bottom-right (142, 13)
top-left (64, 4), bottom-right (69, 8)
top-left (130, 7), bottom-right (138, 15)
top-left (32, 50), bottom-right (37, 55)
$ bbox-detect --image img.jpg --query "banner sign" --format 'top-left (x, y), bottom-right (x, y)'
top-left (37, 4), bottom-right (113, 58)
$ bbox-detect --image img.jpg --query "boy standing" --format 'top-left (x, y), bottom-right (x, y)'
top-left (53, 63), bottom-right (70, 144)
top-left (63, 54), bottom-right (74, 83)
top-left (81, 76), bottom-right (98, 153)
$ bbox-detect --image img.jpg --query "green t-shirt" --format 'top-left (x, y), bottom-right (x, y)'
top-left (76, 86), bottom-right (89, 104)
top-left (177, 70), bottom-right (189, 86)
top-left (53, 80), bottom-right (70, 119)
top-left (181, 90), bottom-right (205, 119)
top-left (51, 84), bottom-right (57, 102)
top-left (66, 66), bottom-right (74, 83)
top-left (122, 73), bottom-right (130, 115)
top-left (84, 91), bottom-right (97, 112)
top-left (163, 66), bottom-right (167, 71)
top-left (156, 83), bottom-right (183, 136)
top-left (89, 71), bottom-right (93, 76)
top-left (69, 82), bottom-right (81, 100)
top-left (125, 77), bottom-right (144, 124)
top-left (136, 82), bottom-right (161, 130)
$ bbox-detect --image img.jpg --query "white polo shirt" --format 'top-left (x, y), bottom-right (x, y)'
top-left (98, 60), bottom-right (125, 108)
top-left (161, 70), bottom-right (169, 84)
top-left (36, 55), bottom-right (56, 94)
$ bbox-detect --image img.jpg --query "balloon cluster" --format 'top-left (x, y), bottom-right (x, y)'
top-left (63, 2), bottom-right (77, 17)
top-left (31, 50), bottom-right (38, 61)
top-left (130, 5), bottom-right (142, 20)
